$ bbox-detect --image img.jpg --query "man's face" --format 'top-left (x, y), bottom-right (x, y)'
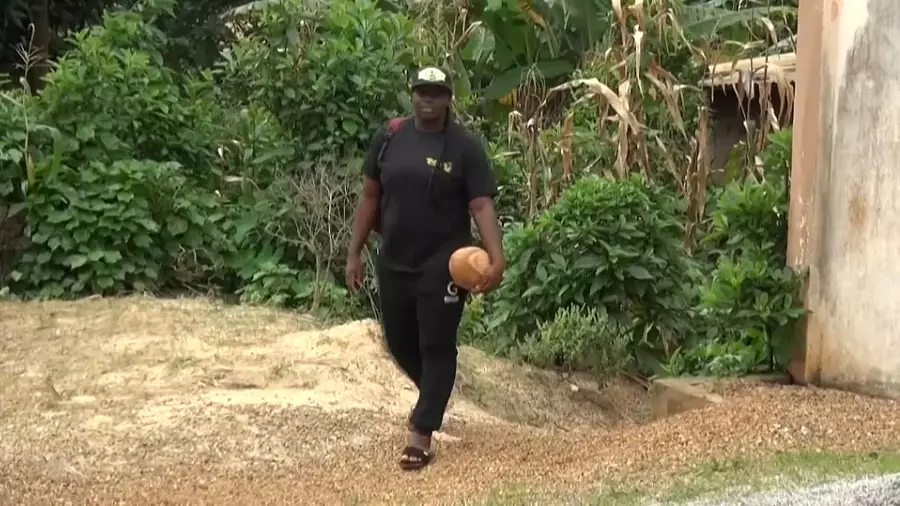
top-left (412, 85), bottom-right (451, 121)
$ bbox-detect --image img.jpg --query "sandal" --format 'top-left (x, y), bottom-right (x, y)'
top-left (399, 445), bottom-right (434, 471)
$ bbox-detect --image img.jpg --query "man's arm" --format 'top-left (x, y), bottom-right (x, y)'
top-left (463, 135), bottom-right (505, 275)
top-left (348, 127), bottom-right (387, 257)
top-left (348, 178), bottom-right (381, 257)
top-left (470, 197), bottom-right (504, 270)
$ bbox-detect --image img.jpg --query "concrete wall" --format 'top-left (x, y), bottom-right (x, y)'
top-left (789, 0), bottom-right (900, 398)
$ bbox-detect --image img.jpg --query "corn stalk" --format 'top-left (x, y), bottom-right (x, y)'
top-left (549, 0), bottom-right (705, 180)
top-left (536, 0), bottom-right (713, 246)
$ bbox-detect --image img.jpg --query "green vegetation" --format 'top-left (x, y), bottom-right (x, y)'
top-left (1, 0), bottom-right (803, 377)
top-left (477, 450), bottom-right (900, 505)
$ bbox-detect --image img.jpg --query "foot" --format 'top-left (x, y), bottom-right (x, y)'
top-left (399, 430), bottom-right (433, 471)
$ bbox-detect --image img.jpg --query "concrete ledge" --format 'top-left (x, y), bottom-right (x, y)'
top-left (651, 378), bottom-right (724, 420)
top-left (788, 358), bottom-right (807, 384)
top-left (650, 373), bottom-right (791, 420)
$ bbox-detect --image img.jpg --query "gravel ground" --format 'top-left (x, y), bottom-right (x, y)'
top-left (2, 298), bottom-right (900, 505)
top-left (2, 386), bottom-right (900, 505)
top-left (687, 474), bottom-right (900, 506)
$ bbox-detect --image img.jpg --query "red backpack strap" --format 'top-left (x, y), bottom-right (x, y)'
top-left (377, 116), bottom-right (409, 162)
top-left (387, 116), bottom-right (410, 134)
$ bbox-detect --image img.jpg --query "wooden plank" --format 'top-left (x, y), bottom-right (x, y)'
top-left (701, 52), bottom-right (797, 87)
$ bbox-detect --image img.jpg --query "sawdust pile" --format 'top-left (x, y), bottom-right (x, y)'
top-left (0, 296), bottom-right (648, 429)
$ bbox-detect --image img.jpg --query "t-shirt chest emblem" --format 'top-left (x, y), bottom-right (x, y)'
top-left (424, 157), bottom-right (453, 174)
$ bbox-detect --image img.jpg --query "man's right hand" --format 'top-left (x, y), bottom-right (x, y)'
top-left (345, 253), bottom-right (365, 294)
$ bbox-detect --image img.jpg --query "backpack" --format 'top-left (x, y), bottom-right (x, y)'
top-left (377, 117), bottom-right (410, 162)
top-left (372, 117), bottom-right (410, 235)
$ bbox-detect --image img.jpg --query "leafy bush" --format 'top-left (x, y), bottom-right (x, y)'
top-left (489, 145), bottom-right (531, 225)
top-left (217, 0), bottom-right (415, 167)
top-left (9, 160), bottom-right (227, 298)
top-left (519, 305), bottom-right (632, 382)
top-left (40, 10), bottom-right (223, 176)
top-left (666, 128), bottom-right (804, 377)
top-left (234, 249), bottom-right (358, 319)
top-left (702, 128), bottom-right (792, 262)
top-left (1, 88), bottom-right (32, 213)
top-left (0, 88), bottom-right (60, 281)
top-left (484, 175), bottom-right (696, 374)
top-left (759, 127), bottom-right (793, 182)
top-left (459, 294), bottom-right (487, 345)
top-left (701, 179), bottom-right (788, 264)
top-left (217, 105), bottom-right (296, 187)
top-left (223, 158), bottom-right (364, 305)
top-left (666, 257), bottom-right (805, 376)
top-left (206, 0), bottom-right (412, 315)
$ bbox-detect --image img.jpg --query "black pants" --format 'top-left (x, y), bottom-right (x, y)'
top-left (376, 260), bottom-right (466, 434)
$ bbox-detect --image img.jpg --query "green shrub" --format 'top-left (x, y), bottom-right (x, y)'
top-left (459, 294), bottom-right (487, 345)
top-left (39, 10), bottom-right (223, 177)
top-left (485, 175), bottom-right (696, 374)
top-left (489, 145), bottom-right (531, 225)
top-left (217, 105), bottom-right (296, 188)
top-left (702, 179), bottom-right (788, 264)
top-left (0, 88), bottom-right (60, 282)
top-left (759, 128), bottom-right (793, 182)
top-left (701, 128), bottom-right (792, 265)
top-left (519, 305), bottom-right (632, 382)
top-left (665, 256), bottom-right (806, 377)
top-left (667, 128), bottom-right (804, 377)
top-left (1, 88), bottom-right (32, 214)
top-left (9, 160), bottom-right (227, 298)
top-left (217, 0), bottom-right (415, 167)
top-left (146, 165), bottom-right (231, 288)
top-left (204, 0), bottom-right (412, 316)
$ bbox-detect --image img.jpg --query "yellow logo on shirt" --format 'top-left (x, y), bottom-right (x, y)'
top-left (425, 158), bottom-right (452, 173)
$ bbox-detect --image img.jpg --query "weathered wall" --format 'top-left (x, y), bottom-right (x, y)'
top-left (790, 0), bottom-right (900, 397)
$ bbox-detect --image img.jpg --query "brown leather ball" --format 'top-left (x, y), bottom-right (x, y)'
top-left (449, 246), bottom-right (490, 291)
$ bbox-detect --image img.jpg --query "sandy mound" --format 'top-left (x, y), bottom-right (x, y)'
top-left (0, 296), bottom-right (648, 430)
top-left (201, 319), bottom-right (649, 428)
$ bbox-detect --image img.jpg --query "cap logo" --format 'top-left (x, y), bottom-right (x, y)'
top-left (417, 67), bottom-right (447, 82)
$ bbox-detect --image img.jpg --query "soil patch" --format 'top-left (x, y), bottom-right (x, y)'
top-left (2, 296), bottom-right (900, 505)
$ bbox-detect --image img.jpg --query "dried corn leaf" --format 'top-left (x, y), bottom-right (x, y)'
top-left (612, 0), bottom-right (628, 45)
top-left (637, 131), bottom-right (652, 180)
top-left (645, 70), bottom-right (684, 134)
top-left (632, 0), bottom-right (646, 29)
top-left (634, 26), bottom-right (645, 95)
top-left (759, 16), bottom-right (778, 45)
top-left (549, 78), bottom-right (642, 132)
top-left (560, 113), bottom-right (574, 183)
top-left (615, 79), bottom-right (634, 179)
top-left (616, 117), bottom-right (630, 179)
top-left (650, 132), bottom-right (682, 190)
top-left (518, 0), bottom-right (548, 28)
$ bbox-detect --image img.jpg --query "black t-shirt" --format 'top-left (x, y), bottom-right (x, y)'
top-left (362, 119), bottom-right (497, 274)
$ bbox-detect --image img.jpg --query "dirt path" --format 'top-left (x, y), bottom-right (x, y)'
top-left (2, 297), bottom-right (900, 505)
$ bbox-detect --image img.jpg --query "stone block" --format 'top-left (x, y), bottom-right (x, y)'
top-left (650, 378), bottom-right (723, 420)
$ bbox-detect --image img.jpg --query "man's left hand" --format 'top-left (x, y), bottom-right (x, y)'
top-left (472, 262), bottom-right (504, 294)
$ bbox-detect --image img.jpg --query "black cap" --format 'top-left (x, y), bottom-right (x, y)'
top-left (411, 66), bottom-right (452, 94)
